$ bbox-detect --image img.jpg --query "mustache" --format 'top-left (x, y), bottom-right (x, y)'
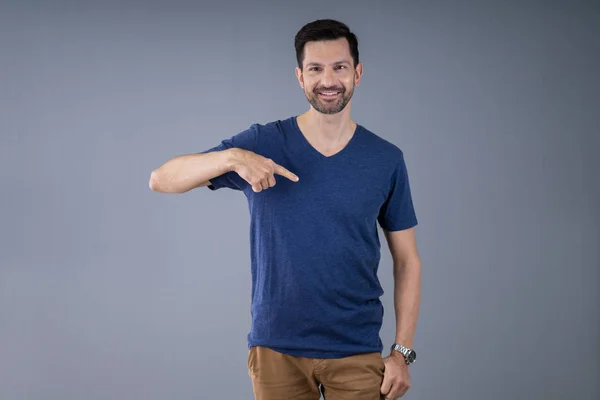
top-left (314, 87), bottom-right (345, 93)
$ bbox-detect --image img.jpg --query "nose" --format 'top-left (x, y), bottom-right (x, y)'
top-left (321, 67), bottom-right (337, 88)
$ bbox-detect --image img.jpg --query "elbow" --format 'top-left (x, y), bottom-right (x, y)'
top-left (148, 169), bottom-right (186, 193)
top-left (148, 169), bottom-right (164, 192)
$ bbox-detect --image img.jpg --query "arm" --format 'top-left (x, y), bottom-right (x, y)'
top-left (149, 149), bottom-right (238, 193)
top-left (149, 148), bottom-right (299, 194)
top-left (379, 226), bottom-right (420, 399)
top-left (383, 226), bottom-right (421, 352)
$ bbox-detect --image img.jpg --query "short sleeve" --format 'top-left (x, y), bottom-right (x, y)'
top-left (199, 124), bottom-right (259, 191)
top-left (377, 154), bottom-right (418, 231)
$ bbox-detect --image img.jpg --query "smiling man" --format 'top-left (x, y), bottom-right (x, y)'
top-left (149, 19), bottom-right (421, 400)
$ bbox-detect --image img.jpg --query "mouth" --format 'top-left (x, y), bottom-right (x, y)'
top-left (317, 91), bottom-right (342, 99)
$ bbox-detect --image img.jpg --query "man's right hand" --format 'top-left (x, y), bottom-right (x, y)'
top-left (230, 148), bottom-right (299, 192)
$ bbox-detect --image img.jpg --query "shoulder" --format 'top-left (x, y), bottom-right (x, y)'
top-left (357, 124), bottom-right (406, 166)
top-left (250, 116), bottom-right (295, 145)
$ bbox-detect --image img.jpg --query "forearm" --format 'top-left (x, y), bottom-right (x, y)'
top-left (149, 148), bottom-right (239, 193)
top-left (393, 260), bottom-right (421, 348)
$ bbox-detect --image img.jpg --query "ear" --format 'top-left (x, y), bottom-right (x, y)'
top-left (354, 62), bottom-right (363, 86)
top-left (295, 66), bottom-right (304, 89)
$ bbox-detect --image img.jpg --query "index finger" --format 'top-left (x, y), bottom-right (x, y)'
top-left (274, 163), bottom-right (299, 182)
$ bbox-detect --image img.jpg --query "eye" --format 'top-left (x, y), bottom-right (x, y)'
top-left (309, 67), bottom-right (320, 72)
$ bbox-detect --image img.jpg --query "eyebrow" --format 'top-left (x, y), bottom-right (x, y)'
top-left (306, 60), bottom-right (351, 67)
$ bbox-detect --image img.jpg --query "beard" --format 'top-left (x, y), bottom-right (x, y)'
top-left (305, 83), bottom-right (354, 115)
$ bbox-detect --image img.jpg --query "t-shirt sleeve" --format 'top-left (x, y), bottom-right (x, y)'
top-left (377, 154), bottom-right (418, 231)
top-left (199, 124), bottom-right (259, 191)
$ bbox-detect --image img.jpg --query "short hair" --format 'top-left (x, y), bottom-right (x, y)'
top-left (294, 19), bottom-right (359, 70)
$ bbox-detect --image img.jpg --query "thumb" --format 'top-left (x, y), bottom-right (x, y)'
top-left (380, 373), bottom-right (392, 396)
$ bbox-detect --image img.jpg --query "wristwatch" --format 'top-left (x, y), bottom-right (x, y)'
top-left (390, 343), bottom-right (417, 365)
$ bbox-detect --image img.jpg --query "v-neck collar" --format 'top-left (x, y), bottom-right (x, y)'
top-left (291, 115), bottom-right (361, 161)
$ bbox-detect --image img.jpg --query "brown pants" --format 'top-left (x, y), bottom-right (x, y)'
top-left (248, 345), bottom-right (386, 400)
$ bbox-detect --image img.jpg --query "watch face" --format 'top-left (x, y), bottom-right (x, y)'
top-left (408, 350), bottom-right (416, 362)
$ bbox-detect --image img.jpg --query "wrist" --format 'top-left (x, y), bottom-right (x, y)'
top-left (224, 148), bottom-right (243, 172)
top-left (390, 343), bottom-right (417, 365)
top-left (389, 350), bottom-right (406, 363)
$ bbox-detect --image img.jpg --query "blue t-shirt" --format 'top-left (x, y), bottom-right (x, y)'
top-left (201, 116), bottom-right (418, 358)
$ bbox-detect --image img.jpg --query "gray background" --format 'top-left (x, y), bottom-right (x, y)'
top-left (1, 0), bottom-right (599, 399)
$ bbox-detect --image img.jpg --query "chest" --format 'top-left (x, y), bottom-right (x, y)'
top-left (248, 150), bottom-right (390, 226)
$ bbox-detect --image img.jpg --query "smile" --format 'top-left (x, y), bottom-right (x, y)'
top-left (318, 91), bottom-right (341, 97)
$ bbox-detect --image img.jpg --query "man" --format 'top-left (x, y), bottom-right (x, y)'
top-left (149, 19), bottom-right (421, 400)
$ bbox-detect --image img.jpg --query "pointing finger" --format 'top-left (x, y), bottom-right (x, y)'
top-left (273, 164), bottom-right (299, 182)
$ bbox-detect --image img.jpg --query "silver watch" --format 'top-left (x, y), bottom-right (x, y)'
top-left (390, 343), bottom-right (417, 365)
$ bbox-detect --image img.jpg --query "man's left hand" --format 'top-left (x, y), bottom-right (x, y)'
top-left (380, 352), bottom-right (411, 399)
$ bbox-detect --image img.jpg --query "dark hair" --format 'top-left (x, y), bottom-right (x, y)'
top-left (294, 19), bottom-right (359, 70)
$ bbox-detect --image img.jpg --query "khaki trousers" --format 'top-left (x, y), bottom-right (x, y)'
top-left (248, 345), bottom-right (386, 400)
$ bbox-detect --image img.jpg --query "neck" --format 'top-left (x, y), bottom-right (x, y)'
top-left (298, 105), bottom-right (356, 143)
